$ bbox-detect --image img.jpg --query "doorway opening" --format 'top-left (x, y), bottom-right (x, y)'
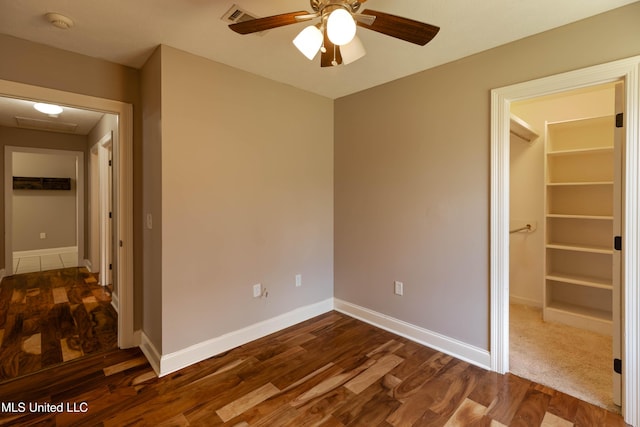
top-left (6, 147), bottom-right (85, 275)
top-left (490, 56), bottom-right (640, 426)
top-left (0, 79), bottom-right (135, 356)
top-left (508, 82), bottom-right (621, 411)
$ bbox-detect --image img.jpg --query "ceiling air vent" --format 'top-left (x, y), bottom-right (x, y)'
top-left (221, 4), bottom-right (266, 35)
top-left (15, 116), bottom-right (79, 134)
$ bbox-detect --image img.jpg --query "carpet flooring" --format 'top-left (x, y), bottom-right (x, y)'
top-left (509, 303), bottom-right (617, 413)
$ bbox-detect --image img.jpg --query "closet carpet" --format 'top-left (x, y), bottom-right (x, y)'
top-left (510, 303), bottom-right (615, 413)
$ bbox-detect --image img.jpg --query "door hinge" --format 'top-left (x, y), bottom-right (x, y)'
top-left (109, 211), bottom-right (112, 219)
top-left (109, 160), bottom-right (112, 166)
top-left (614, 358), bottom-right (622, 374)
top-left (614, 236), bottom-right (622, 251)
top-left (109, 263), bottom-right (112, 270)
top-left (616, 113), bottom-right (624, 128)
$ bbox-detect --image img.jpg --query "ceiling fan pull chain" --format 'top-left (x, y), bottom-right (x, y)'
top-left (331, 44), bottom-right (338, 66)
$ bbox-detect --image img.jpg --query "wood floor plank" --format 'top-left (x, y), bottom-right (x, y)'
top-left (0, 267), bottom-right (116, 382)
top-left (443, 398), bottom-right (492, 427)
top-left (216, 382), bottom-right (280, 422)
top-left (0, 311), bottom-right (629, 427)
top-left (334, 379), bottom-right (401, 426)
top-left (485, 373), bottom-right (531, 425)
top-left (509, 387), bottom-right (551, 427)
top-left (344, 353), bottom-right (404, 394)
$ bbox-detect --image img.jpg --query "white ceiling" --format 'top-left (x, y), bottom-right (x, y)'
top-left (0, 0), bottom-right (636, 133)
top-left (0, 96), bottom-right (104, 135)
top-left (0, 0), bottom-right (637, 100)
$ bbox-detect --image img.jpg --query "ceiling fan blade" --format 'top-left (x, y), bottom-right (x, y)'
top-left (229, 11), bottom-right (312, 35)
top-left (357, 9), bottom-right (440, 46)
top-left (321, 31), bottom-right (342, 67)
top-left (353, 13), bottom-right (375, 26)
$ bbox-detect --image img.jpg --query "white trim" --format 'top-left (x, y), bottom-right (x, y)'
top-left (97, 132), bottom-right (113, 288)
top-left (509, 295), bottom-right (542, 308)
top-left (0, 269), bottom-right (5, 283)
top-left (490, 55), bottom-right (640, 426)
top-left (0, 79), bottom-right (135, 350)
top-left (152, 298), bottom-right (334, 377)
top-left (111, 290), bottom-right (120, 314)
top-left (334, 299), bottom-right (491, 370)
top-left (139, 332), bottom-right (161, 376)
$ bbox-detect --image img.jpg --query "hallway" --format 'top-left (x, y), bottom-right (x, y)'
top-left (0, 267), bottom-right (117, 381)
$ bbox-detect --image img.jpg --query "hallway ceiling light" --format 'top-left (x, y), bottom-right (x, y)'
top-left (45, 12), bottom-right (74, 30)
top-left (34, 102), bottom-right (64, 117)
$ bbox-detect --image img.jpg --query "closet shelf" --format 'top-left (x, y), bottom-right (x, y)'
top-left (546, 272), bottom-right (612, 290)
top-left (510, 114), bottom-right (539, 142)
top-left (546, 214), bottom-right (613, 220)
top-left (545, 302), bottom-right (612, 322)
top-left (546, 181), bottom-right (613, 187)
top-left (547, 146), bottom-right (613, 156)
top-left (546, 243), bottom-right (612, 254)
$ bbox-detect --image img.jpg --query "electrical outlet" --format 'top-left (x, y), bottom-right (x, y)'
top-left (253, 283), bottom-right (262, 298)
top-left (394, 281), bottom-right (403, 296)
top-left (40, 232), bottom-right (46, 239)
top-left (295, 274), bottom-right (302, 287)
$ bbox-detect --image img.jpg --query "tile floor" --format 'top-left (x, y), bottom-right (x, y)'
top-left (13, 250), bottom-right (79, 274)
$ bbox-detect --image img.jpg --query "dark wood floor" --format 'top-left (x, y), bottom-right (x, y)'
top-left (0, 267), bottom-right (117, 382)
top-left (0, 311), bottom-right (629, 426)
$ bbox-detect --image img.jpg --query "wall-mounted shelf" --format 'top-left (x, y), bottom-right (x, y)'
top-left (13, 176), bottom-right (71, 190)
top-left (510, 114), bottom-right (539, 142)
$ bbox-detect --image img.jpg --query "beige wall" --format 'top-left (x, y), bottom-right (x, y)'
top-left (334, 3), bottom-right (640, 350)
top-left (510, 84), bottom-right (616, 307)
top-left (0, 34), bottom-right (142, 328)
top-left (154, 45), bottom-right (334, 354)
top-left (12, 151), bottom-right (79, 251)
top-left (0, 127), bottom-right (88, 259)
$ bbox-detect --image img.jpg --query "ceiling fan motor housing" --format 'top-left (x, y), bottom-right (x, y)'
top-left (311, 0), bottom-right (363, 14)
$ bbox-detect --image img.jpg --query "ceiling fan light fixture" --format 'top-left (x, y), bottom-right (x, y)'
top-left (326, 8), bottom-right (356, 46)
top-left (293, 25), bottom-right (323, 60)
top-left (340, 35), bottom-right (366, 64)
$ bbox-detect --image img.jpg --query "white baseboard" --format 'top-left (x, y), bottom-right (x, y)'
top-left (509, 295), bottom-right (542, 308)
top-left (139, 331), bottom-right (161, 376)
top-left (83, 259), bottom-right (93, 272)
top-left (111, 291), bottom-right (120, 314)
top-left (0, 269), bottom-right (5, 283)
top-left (147, 298), bottom-right (334, 377)
top-left (13, 246), bottom-right (78, 258)
top-left (334, 298), bottom-right (491, 370)
top-left (137, 297), bottom-right (492, 379)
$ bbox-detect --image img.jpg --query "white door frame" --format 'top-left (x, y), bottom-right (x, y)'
top-left (97, 132), bottom-right (113, 288)
top-left (490, 56), bottom-right (640, 425)
top-left (0, 79), bottom-right (135, 349)
top-left (4, 146), bottom-right (84, 273)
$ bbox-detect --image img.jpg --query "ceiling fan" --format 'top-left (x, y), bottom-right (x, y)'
top-left (228, 0), bottom-right (439, 67)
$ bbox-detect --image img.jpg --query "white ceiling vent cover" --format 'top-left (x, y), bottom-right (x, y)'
top-left (221, 4), bottom-right (266, 35)
top-left (15, 116), bottom-right (79, 134)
